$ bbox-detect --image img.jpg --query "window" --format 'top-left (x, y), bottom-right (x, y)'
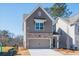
top-left (35, 22), bottom-right (44, 30)
top-left (40, 23), bottom-right (43, 29)
top-left (36, 23), bottom-right (39, 30)
top-left (34, 19), bottom-right (46, 31)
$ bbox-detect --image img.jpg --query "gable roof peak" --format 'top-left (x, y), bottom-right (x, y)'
top-left (24, 4), bottom-right (55, 25)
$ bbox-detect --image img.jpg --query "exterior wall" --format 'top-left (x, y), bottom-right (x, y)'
top-left (27, 33), bottom-right (52, 38)
top-left (24, 7), bottom-right (53, 49)
top-left (26, 7), bottom-right (52, 33)
top-left (56, 18), bottom-right (75, 49)
top-left (56, 19), bottom-right (68, 35)
top-left (56, 19), bottom-right (68, 48)
top-left (59, 36), bottom-right (67, 48)
top-left (75, 23), bottom-right (79, 49)
top-left (68, 25), bottom-right (75, 48)
top-left (26, 33), bottom-right (53, 48)
top-left (53, 24), bottom-right (56, 32)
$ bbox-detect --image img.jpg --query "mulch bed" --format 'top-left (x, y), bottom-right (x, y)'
top-left (16, 47), bottom-right (30, 56)
top-left (56, 48), bottom-right (79, 55)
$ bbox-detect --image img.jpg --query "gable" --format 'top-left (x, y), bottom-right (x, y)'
top-left (25, 6), bottom-right (53, 33)
top-left (25, 6), bottom-right (53, 23)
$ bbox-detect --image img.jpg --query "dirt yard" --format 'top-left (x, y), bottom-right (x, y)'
top-left (56, 48), bottom-right (79, 55)
top-left (16, 47), bottom-right (30, 56)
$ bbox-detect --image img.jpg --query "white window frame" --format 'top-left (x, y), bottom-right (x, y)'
top-left (35, 22), bottom-right (44, 31)
top-left (34, 19), bottom-right (46, 31)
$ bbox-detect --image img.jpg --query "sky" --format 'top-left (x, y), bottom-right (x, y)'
top-left (0, 3), bottom-right (79, 36)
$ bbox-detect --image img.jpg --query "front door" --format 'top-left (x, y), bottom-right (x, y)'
top-left (53, 37), bottom-right (57, 48)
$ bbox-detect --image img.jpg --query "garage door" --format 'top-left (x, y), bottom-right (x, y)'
top-left (29, 39), bottom-right (50, 49)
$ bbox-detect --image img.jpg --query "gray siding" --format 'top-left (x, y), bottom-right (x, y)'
top-left (75, 24), bottom-right (79, 49)
top-left (59, 36), bottom-right (67, 48)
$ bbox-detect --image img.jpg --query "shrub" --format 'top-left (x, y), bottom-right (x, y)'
top-left (7, 48), bottom-right (17, 56)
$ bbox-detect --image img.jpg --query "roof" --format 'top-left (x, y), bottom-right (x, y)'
top-left (23, 14), bottom-right (29, 20)
top-left (24, 5), bottom-right (55, 25)
top-left (69, 13), bottom-right (79, 25)
top-left (57, 13), bottom-right (79, 25)
top-left (56, 17), bottom-right (70, 24)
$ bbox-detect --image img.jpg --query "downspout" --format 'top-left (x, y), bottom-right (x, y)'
top-left (51, 21), bottom-right (53, 48)
top-left (67, 24), bottom-right (69, 49)
top-left (73, 24), bottom-right (76, 49)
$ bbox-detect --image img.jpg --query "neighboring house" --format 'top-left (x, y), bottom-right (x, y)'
top-left (56, 14), bottom-right (79, 49)
top-left (23, 6), bottom-right (59, 49)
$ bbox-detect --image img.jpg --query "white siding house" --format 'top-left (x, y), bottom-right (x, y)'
top-left (56, 14), bottom-right (79, 49)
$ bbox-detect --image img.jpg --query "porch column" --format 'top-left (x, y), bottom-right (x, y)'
top-left (50, 38), bottom-right (51, 48)
top-left (23, 20), bottom-right (26, 48)
top-left (57, 35), bottom-right (59, 48)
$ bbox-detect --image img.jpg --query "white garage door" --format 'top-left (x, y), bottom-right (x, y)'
top-left (29, 39), bottom-right (50, 49)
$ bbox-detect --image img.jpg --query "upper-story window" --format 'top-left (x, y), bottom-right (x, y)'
top-left (35, 22), bottom-right (44, 30)
top-left (34, 19), bottom-right (46, 31)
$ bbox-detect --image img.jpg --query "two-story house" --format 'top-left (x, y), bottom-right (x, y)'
top-left (23, 6), bottom-right (59, 49)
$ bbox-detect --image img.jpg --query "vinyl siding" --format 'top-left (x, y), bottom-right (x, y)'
top-left (56, 18), bottom-right (75, 49)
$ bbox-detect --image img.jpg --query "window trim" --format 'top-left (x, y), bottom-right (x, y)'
top-left (35, 22), bottom-right (44, 31)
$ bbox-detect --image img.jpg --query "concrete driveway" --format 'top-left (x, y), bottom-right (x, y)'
top-left (29, 49), bottom-right (63, 56)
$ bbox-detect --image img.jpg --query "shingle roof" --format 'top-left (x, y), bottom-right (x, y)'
top-left (69, 13), bottom-right (79, 24)
top-left (57, 13), bottom-right (79, 25)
